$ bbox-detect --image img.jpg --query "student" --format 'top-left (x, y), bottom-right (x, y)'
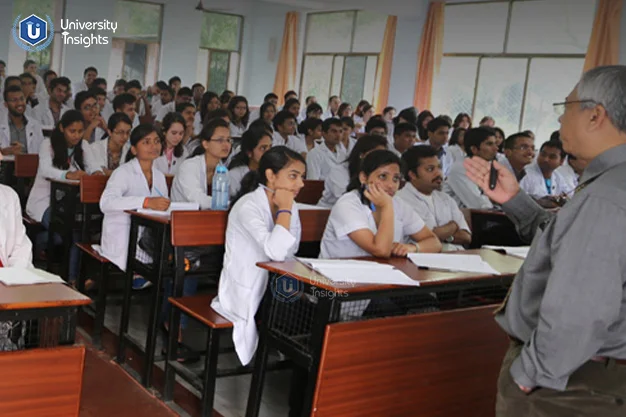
top-left (365, 117), bottom-right (388, 138)
top-left (283, 90), bottom-right (298, 104)
top-left (453, 113), bottom-right (472, 130)
top-left (479, 116), bottom-right (495, 127)
top-left (196, 91), bottom-right (221, 135)
top-left (0, 86), bottom-right (45, 155)
top-left (501, 132), bottom-right (535, 181)
top-left (33, 77), bottom-right (71, 128)
top-left (227, 96), bottom-right (249, 138)
top-left (125, 79), bottom-right (151, 123)
top-left (398, 146), bottom-right (471, 251)
top-left (92, 77), bottom-right (110, 100)
top-left (494, 127), bottom-right (506, 155)
top-left (153, 84), bottom-right (173, 119)
top-left (90, 87), bottom-right (108, 118)
top-left (443, 126), bottom-right (497, 209)
top-left (75, 91), bottom-right (107, 143)
top-left (556, 152), bottom-right (588, 197)
top-left (0, 159), bottom-right (33, 267)
top-left (150, 80), bottom-right (167, 113)
top-left (298, 117), bottom-right (323, 152)
top-left (22, 60), bottom-right (46, 99)
top-left (112, 93), bottom-right (139, 129)
top-left (317, 135), bottom-right (387, 207)
top-left (220, 90), bottom-right (235, 110)
top-left (322, 95), bottom-right (341, 120)
top-left (248, 93), bottom-right (278, 125)
top-left (259, 101), bottom-right (277, 127)
top-left (447, 127), bottom-right (467, 165)
top-left (339, 116), bottom-right (357, 155)
top-left (393, 107), bottom-right (418, 127)
top-left (337, 102), bottom-right (353, 118)
top-left (272, 110), bottom-right (307, 156)
top-left (211, 146), bottom-right (305, 366)
top-left (418, 117), bottom-right (453, 176)
top-left (306, 118), bottom-right (344, 180)
top-left (191, 83), bottom-right (205, 108)
top-left (283, 98), bottom-right (301, 119)
top-left (389, 123), bottom-right (417, 157)
top-left (113, 79), bottom-right (127, 97)
top-left (168, 76), bottom-right (182, 94)
top-left (156, 87), bottom-right (192, 123)
top-left (302, 102), bottom-right (323, 121)
top-left (19, 72), bottom-right (39, 117)
top-left (298, 96), bottom-right (316, 122)
top-left (84, 112), bottom-right (132, 175)
top-left (171, 118), bottom-right (232, 209)
top-left (353, 101), bottom-right (372, 132)
top-left (176, 102), bottom-right (197, 150)
top-left (154, 112), bottom-right (189, 175)
top-left (519, 140), bottom-right (568, 207)
top-left (320, 149), bottom-right (441, 259)
top-left (73, 67), bottom-right (98, 98)
top-left (227, 128), bottom-right (272, 198)
top-left (42, 70), bottom-right (57, 90)
top-left (26, 110), bottom-right (87, 282)
top-left (383, 106), bottom-right (396, 123)
top-left (417, 110), bottom-right (434, 141)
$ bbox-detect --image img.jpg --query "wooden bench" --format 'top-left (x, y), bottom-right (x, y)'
top-left (296, 180), bottom-right (324, 205)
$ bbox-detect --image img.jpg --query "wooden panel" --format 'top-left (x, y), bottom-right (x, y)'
top-left (170, 211), bottom-right (227, 247)
top-left (80, 175), bottom-right (109, 203)
top-left (312, 305), bottom-right (509, 417)
top-left (0, 345), bottom-right (85, 417)
top-left (296, 180), bottom-right (324, 205)
top-left (168, 294), bottom-right (233, 329)
top-left (0, 283), bottom-right (91, 310)
top-left (299, 209), bottom-right (330, 242)
top-left (14, 154), bottom-right (38, 178)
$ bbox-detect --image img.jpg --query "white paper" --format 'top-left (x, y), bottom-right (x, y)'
top-left (0, 268), bottom-right (65, 286)
top-left (296, 258), bottom-right (420, 286)
top-left (296, 203), bottom-right (329, 211)
top-left (483, 245), bottom-right (530, 259)
top-left (137, 201), bottom-right (200, 216)
top-left (407, 253), bottom-right (501, 275)
top-left (1, 155), bottom-right (15, 162)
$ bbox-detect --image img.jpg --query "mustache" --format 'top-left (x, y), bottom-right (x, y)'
top-left (432, 177), bottom-right (443, 182)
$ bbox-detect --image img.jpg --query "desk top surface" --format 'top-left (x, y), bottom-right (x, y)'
top-left (0, 283), bottom-right (91, 310)
top-left (258, 249), bottom-right (523, 293)
top-left (47, 178), bottom-right (80, 186)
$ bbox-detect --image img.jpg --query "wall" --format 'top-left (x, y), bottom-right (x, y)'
top-left (0, 1), bottom-right (13, 67)
top-left (621, 2), bottom-right (626, 65)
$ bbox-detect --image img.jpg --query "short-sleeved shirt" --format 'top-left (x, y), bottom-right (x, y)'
top-left (320, 189), bottom-right (425, 259)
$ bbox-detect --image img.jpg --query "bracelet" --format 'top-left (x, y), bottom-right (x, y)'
top-left (413, 242), bottom-right (420, 253)
top-left (143, 197), bottom-right (149, 209)
top-left (276, 209), bottom-right (292, 217)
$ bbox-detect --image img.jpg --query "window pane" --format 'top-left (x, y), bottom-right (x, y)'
top-left (301, 55), bottom-right (333, 107)
top-left (208, 51), bottom-right (229, 94)
top-left (12, 0), bottom-right (54, 19)
top-left (228, 52), bottom-right (239, 92)
top-left (122, 42), bottom-right (147, 85)
top-left (443, 3), bottom-right (509, 53)
top-left (363, 56), bottom-right (378, 105)
top-left (341, 56), bottom-right (367, 106)
top-left (522, 58), bottom-right (584, 146)
top-left (201, 12), bottom-right (242, 51)
top-left (474, 58), bottom-right (527, 136)
top-left (305, 12), bottom-right (354, 53)
top-left (115, 1), bottom-right (162, 42)
top-left (352, 11), bottom-right (387, 53)
top-left (432, 57), bottom-right (479, 117)
top-left (507, 0), bottom-right (596, 54)
top-left (330, 56), bottom-right (344, 97)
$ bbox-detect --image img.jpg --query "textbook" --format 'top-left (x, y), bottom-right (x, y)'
top-left (0, 268), bottom-right (65, 286)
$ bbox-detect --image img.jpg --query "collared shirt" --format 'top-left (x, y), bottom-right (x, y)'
top-left (338, 137), bottom-right (356, 156)
top-left (519, 163), bottom-right (566, 198)
top-left (499, 156), bottom-right (527, 182)
top-left (497, 144), bottom-right (626, 391)
top-left (443, 159), bottom-right (493, 209)
top-left (271, 131), bottom-right (307, 155)
top-left (306, 141), bottom-right (346, 180)
top-left (9, 116), bottom-right (28, 152)
top-left (417, 140), bottom-right (454, 177)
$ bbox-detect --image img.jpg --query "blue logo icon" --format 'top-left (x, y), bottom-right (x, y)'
top-left (12, 14), bottom-right (54, 52)
top-left (271, 274), bottom-right (303, 303)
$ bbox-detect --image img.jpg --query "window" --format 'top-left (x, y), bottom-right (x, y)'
top-left (109, 0), bottom-right (163, 86)
top-left (300, 10), bottom-right (387, 107)
top-left (432, 0), bottom-right (596, 144)
top-left (196, 12), bottom-right (243, 93)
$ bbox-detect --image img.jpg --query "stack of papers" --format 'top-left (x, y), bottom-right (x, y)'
top-left (483, 245), bottom-right (530, 259)
top-left (407, 253), bottom-right (501, 275)
top-left (0, 268), bottom-right (66, 286)
top-left (138, 202), bottom-right (200, 216)
top-left (296, 258), bottom-right (420, 286)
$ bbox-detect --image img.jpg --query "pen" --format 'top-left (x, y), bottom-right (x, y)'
top-left (259, 183), bottom-right (275, 193)
top-left (154, 187), bottom-right (165, 197)
top-left (489, 160), bottom-right (498, 190)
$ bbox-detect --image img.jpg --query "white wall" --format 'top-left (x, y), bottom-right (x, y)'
top-left (0, 1), bottom-right (13, 67)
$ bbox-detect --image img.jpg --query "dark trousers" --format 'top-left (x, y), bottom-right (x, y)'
top-left (496, 341), bottom-right (626, 417)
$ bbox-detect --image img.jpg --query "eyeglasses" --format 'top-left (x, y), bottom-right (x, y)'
top-left (112, 129), bottom-right (131, 136)
top-left (553, 100), bottom-right (598, 116)
top-left (512, 145), bottom-right (536, 152)
top-left (209, 138), bottom-right (233, 144)
top-left (82, 104), bottom-right (98, 111)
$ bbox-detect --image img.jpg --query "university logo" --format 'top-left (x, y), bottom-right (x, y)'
top-left (12, 14), bottom-right (54, 52)
top-left (271, 274), bottom-right (303, 303)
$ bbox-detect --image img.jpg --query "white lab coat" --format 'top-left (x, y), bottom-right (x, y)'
top-left (447, 144), bottom-right (465, 166)
top-left (0, 112), bottom-right (45, 154)
top-left (171, 155), bottom-right (213, 209)
top-left (155, 102), bottom-right (175, 123)
top-left (99, 158), bottom-right (168, 271)
top-left (83, 138), bottom-right (131, 174)
top-left (322, 109), bottom-right (338, 120)
top-left (519, 163), bottom-right (567, 199)
top-left (25, 139), bottom-right (82, 222)
top-left (337, 137), bottom-right (357, 156)
top-left (443, 159), bottom-right (493, 209)
top-left (0, 185), bottom-right (33, 267)
top-left (230, 122), bottom-right (246, 139)
top-left (272, 131), bottom-right (307, 155)
top-left (228, 165), bottom-right (250, 198)
top-left (211, 186), bottom-right (301, 365)
top-left (72, 80), bottom-right (89, 98)
top-left (317, 161), bottom-right (350, 208)
top-left (31, 97), bottom-right (70, 129)
top-left (305, 142), bottom-right (346, 181)
top-left (556, 158), bottom-right (579, 197)
top-left (193, 111), bottom-right (203, 135)
top-left (153, 146), bottom-right (190, 176)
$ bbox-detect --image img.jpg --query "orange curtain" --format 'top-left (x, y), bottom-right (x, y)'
top-left (273, 12), bottom-right (299, 106)
top-left (583, 0), bottom-right (623, 72)
top-left (414, 2), bottom-right (445, 111)
top-left (373, 16), bottom-right (398, 112)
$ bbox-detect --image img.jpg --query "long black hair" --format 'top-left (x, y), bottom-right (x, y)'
top-left (161, 112), bottom-right (186, 158)
top-left (190, 118), bottom-right (231, 157)
top-left (125, 123), bottom-right (161, 162)
top-left (346, 150), bottom-right (401, 206)
top-left (200, 91), bottom-right (219, 123)
top-left (231, 146), bottom-right (306, 208)
top-left (417, 110), bottom-right (434, 140)
top-left (346, 134), bottom-right (388, 180)
top-left (228, 128), bottom-right (272, 170)
top-left (449, 127), bottom-right (467, 147)
top-left (259, 101), bottom-right (276, 122)
top-left (51, 110), bottom-right (85, 170)
top-left (227, 96), bottom-right (250, 127)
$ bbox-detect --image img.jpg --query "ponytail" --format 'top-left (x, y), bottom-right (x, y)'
top-left (231, 170), bottom-right (261, 209)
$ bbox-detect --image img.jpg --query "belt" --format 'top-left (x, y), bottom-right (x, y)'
top-left (509, 336), bottom-right (626, 366)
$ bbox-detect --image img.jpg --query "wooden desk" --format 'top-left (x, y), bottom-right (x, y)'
top-left (469, 209), bottom-right (524, 248)
top-left (13, 154), bottom-right (39, 207)
top-left (245, 250), bottom-right (522, 417)
top-left (47, 178), bottom-right (81, 280)
top-left (296, 180), bottom-right (324, 205)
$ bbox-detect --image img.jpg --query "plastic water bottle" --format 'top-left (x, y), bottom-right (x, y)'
top-left (211, 163), bottom-right (230, 210)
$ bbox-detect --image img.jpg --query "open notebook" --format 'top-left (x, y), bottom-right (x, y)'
top-left (0, 268), bottom-right (65, 286)
top-left (296, 258), bottom-right (420, 287)
top-left (483, 245), bottom-right (530, 259)
top-left (137, 202), bottom-right (200, 216)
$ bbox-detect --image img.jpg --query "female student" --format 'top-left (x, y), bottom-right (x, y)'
top-left (355, 104), bottom-right (374, 134)
top-left (259, 101), bottom-right (277, 126)
top-left (352, 100), bottom-right (370, 128)
top-left (227, 96), bottom-right (249, 138)
top-left (417, 110), bottom-right (434, 141)
top-left (318, 134), bottom-right (387, 207)
top-left (337, 102), bottom-right (353, 118)
top-left (227, 128), bottom-right (272, 198)
top-left (171, 118), bottom-right (232, 209)
top-left (447, 127), bottom-right (467, 165)
top-left (283, 98), bottom-right (301, 118)
top-left (298, 117), bottom-right (323, 152)
top-left (99, 124), bottom-right (170, 289)
top-left (195, 91), bottom-right (221, 135)
top-left (320, 149), bottom-right (441, 258)
top-left (84, 112), bottom-right (132, 175)
top-left (154, 112), bottom-right (189, 175)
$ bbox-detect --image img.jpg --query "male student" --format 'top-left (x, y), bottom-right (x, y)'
top-left (42, 70), bottom-right (57, 94)
top-left (418, 117), bottom-right (453, 176)
top-left (519, 140), bottom-right (568, 207)
top-left (501, 132), bottom-right (535, 181)
top-left (73, 67), bottom-right (98, 98)
top-left (443, 126), bottom-right (498, 209)
top-left (272, 110), bottom-right (307, 156)
top-left (248, 92), bottom-right (278, 124)
top-left (23, 59), bottom-right (46, 99)
top-left (192, 83), bottom-right (205, 108)
top-left (112, 93), bottom-right (139, 128)
top-left (299, 96), bottom-right (317, 122)
top-left (113, 79), bottom-right (127, 97)
top-left (557, 152), bottom-right (588, 197)
top-left (19, 73), bottom-right (39, 118)
top-left (75, 90), bottom-right (107, 142)
top-left (365, 117), bottom-right (388, 138)
top-left (398, 146), bottom-right (471, 251)
top-left (33, 76), bottom-right (71, 128)
top-left (323, 95), bottom-right (341, 120)
top-left (389, 122), bottom-right (418, 157)
top-left (155, 87), bottom-right (192, 123)
top-left (168, 76), bottom-right (182, 94)
top-left (150, 81), bottom-right (168, 114)
top-left (306, 118), bottom-right (345, 180)
top-left (90, 87), bottom-right (108, 118)
top-left (124, 79), bottom-right (151, 123)
top-left (0, 86), bottom-right (45, 155)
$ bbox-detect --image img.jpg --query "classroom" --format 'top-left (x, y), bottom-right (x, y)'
top-left (1, 0), bottom-right (626, 416)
